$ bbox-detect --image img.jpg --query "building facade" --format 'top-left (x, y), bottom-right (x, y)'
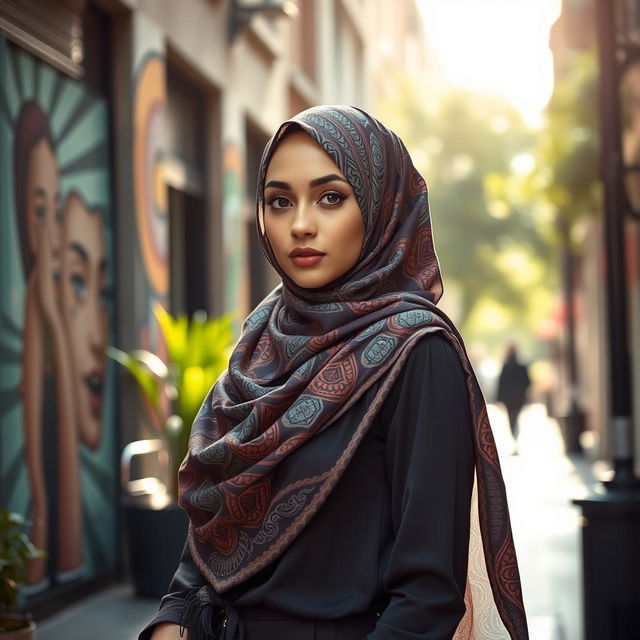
top-left (549, 0), bottom-right (640, 470)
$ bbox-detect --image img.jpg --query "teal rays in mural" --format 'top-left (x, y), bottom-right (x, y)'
top-left (9, 40), bottom-right (25, 102)
top-left (0, 310), bottom-right (22, 418)
top-left (55, 92), bottom-right (96, 146)
top-left (0, 81), bottom-right (13, 128)
top-left (2, 454), bottom-right (26, 508)
top-left (0, 36), bottom-right (116, 586)
top-left (61, 139), bottom-right (109, 175)
top-left (47, 71), bottom-right (66, 121)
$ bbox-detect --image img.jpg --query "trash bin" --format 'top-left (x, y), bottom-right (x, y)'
top-left (121, 440), bottom-right (188, 598)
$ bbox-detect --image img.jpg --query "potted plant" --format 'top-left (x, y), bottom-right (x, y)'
top-left (109, 306), bottom-right (234, 596)
top-left (0, 509), bottom-right (45, 639)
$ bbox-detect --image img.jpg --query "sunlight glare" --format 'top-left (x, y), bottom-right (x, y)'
top-left (418, 0), bottom-right (562, 127)
top-left (510, 153), bottom-right (536, 174)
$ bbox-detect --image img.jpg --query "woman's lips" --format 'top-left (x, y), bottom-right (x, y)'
top-left (289, 248), bottom-right (326, 267)
top-left (290, 254), bottom-right (324, 267)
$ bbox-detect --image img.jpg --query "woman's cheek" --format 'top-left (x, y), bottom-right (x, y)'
top-left (99, 311), bottom-right (108, 349)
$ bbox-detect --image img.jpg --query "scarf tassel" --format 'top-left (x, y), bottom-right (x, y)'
top-left (180, 585), bottom-right (226, 640)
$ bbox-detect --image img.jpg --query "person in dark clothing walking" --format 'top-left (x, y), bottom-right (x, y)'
top-left (497, 343), bottom-right (531, 455)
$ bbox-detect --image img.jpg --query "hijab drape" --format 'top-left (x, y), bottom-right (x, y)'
top-left (179, 105), bottom-right (528, 639)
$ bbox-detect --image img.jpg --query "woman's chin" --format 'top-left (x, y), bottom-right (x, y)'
top-left (287, 271), bottom-right (335, 289)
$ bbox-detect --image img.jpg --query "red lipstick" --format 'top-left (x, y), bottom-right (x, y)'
top-left (289, 247), bottom-right (326, 267)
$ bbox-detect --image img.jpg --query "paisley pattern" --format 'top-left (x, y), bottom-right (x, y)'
top-left (180, 106), bottom-right (528, 638)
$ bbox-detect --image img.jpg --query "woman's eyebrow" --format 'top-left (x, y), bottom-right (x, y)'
top-left (264, 180), bottom-right (290, 190)
top-left (309, 174), bottom-right (348, 187)
top-left (264, 174), bottom-right (349, 191)
top-left (69, 242), bottom-right (89, 264)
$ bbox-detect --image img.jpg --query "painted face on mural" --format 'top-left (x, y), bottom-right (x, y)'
top-left (263, 132), bottom-right (365, 289)
top-left (26, 138), bottom-right (61, 274)
top-left (61, 193), bottom-right (108, 448)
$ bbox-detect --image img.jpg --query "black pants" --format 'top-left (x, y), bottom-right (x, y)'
top-left (239, 608), bottom-right (379, 639)
top-left (505, 404), bottom-right (523, 441)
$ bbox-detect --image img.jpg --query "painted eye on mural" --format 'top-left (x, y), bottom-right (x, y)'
top-left (100, 286), bottom-right (112, 308)
top-left (71, 273), bottom-right (87, 301)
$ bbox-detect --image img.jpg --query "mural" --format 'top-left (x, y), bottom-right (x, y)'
top-left (133, 52), bottom-right (169, 298)
top-left (131, 48), bottom-right (170, 419)
top-left (223, 141), bottom-right (249, 317)
top-left (0, 37), bottom-right (115, 592)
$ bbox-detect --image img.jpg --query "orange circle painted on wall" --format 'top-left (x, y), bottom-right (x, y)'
top-left (134, 54), bottom-right (168, 296)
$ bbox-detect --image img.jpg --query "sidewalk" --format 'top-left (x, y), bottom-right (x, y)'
top-left (491, 402), bottom-right (596, 640)
top-left (38, 403), bottom-right (593, 640)
top-left (37, 583), bottom-right (158, 639)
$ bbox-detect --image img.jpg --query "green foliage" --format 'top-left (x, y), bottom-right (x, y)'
top-left (0, 510), bottom-right (44, 622)
top-left (380, 76), bottom-right (555, 346)
top-left (108, 307), bottom-right (235, 501)
top-left (533, 51), bottom-right (600, 232)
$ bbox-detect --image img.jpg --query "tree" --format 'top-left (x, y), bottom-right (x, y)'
top-left (380, 77), bottom-right (555, 354)
top-left (528, 51), bottom-right (599, 234)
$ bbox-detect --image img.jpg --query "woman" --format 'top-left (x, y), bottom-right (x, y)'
top-left (142, 105), bottom-right (528, 639)
top-left (14, 103), bottom-right (108, 587)
top-left (60, 191), bottom-right (108, 453)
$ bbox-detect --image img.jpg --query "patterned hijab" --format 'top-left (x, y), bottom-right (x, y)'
top-left (179, 105), bottom-right (528, 639)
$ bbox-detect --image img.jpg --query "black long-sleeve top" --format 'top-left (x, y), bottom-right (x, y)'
top-left (140, 334), bottom-right (475, 639)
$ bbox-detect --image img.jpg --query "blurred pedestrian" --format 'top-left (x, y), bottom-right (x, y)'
top-left (142, 106), bottom-right (528, 640)
top-left (497, 343), bottom-right (531, 455)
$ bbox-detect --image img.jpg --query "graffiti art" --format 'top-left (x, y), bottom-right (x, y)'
top-left (0, 37), bottom-right (116, 593)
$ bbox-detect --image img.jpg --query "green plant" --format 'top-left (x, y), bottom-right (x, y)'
top-left (0, 509), bottom-right (44, 631)
top-left (108, 306), bottom-right (234, 501)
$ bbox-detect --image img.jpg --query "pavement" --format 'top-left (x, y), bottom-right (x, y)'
top-left (37, 403), bottom-right (595, 640)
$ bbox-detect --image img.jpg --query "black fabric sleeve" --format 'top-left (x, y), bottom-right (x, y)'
top-left (138, 540), bottom-right (207, 640)
top-left (368, 334), bottom-right (475, 640)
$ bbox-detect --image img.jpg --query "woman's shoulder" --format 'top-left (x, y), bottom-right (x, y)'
top-left (402, 331), bottom-right (463, 373)
top-left (377, 331), bottom-right (472, 438)
top-left (383, 331), bottom-right (468, 403)
top-left (373, 331), bottom-right (465, 406)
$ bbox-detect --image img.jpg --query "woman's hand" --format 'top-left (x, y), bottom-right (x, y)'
top-left (150, 622), bottom-right (188, 639)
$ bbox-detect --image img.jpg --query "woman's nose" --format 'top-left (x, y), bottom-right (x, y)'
top-left (290, 203), bottom-right (317, 238)
top-left (89, 292), bottom-right (106, 355)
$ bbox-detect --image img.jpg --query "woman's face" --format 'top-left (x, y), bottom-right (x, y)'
top-left (263, 132), bottom-right (365, 289)
top-left (26, 138), bottom-right (60, 258)
top-left (61, 193), bottom-right (108, 442)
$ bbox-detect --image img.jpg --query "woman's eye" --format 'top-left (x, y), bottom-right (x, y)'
top-left (35, 205), bottom-right (46, 221)
top-left (70, 273), bottom-right (87, 301)
top-left (318, 191), bottom-right (346, 206)
top-left (267, 196), bottom-right (292, 210)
